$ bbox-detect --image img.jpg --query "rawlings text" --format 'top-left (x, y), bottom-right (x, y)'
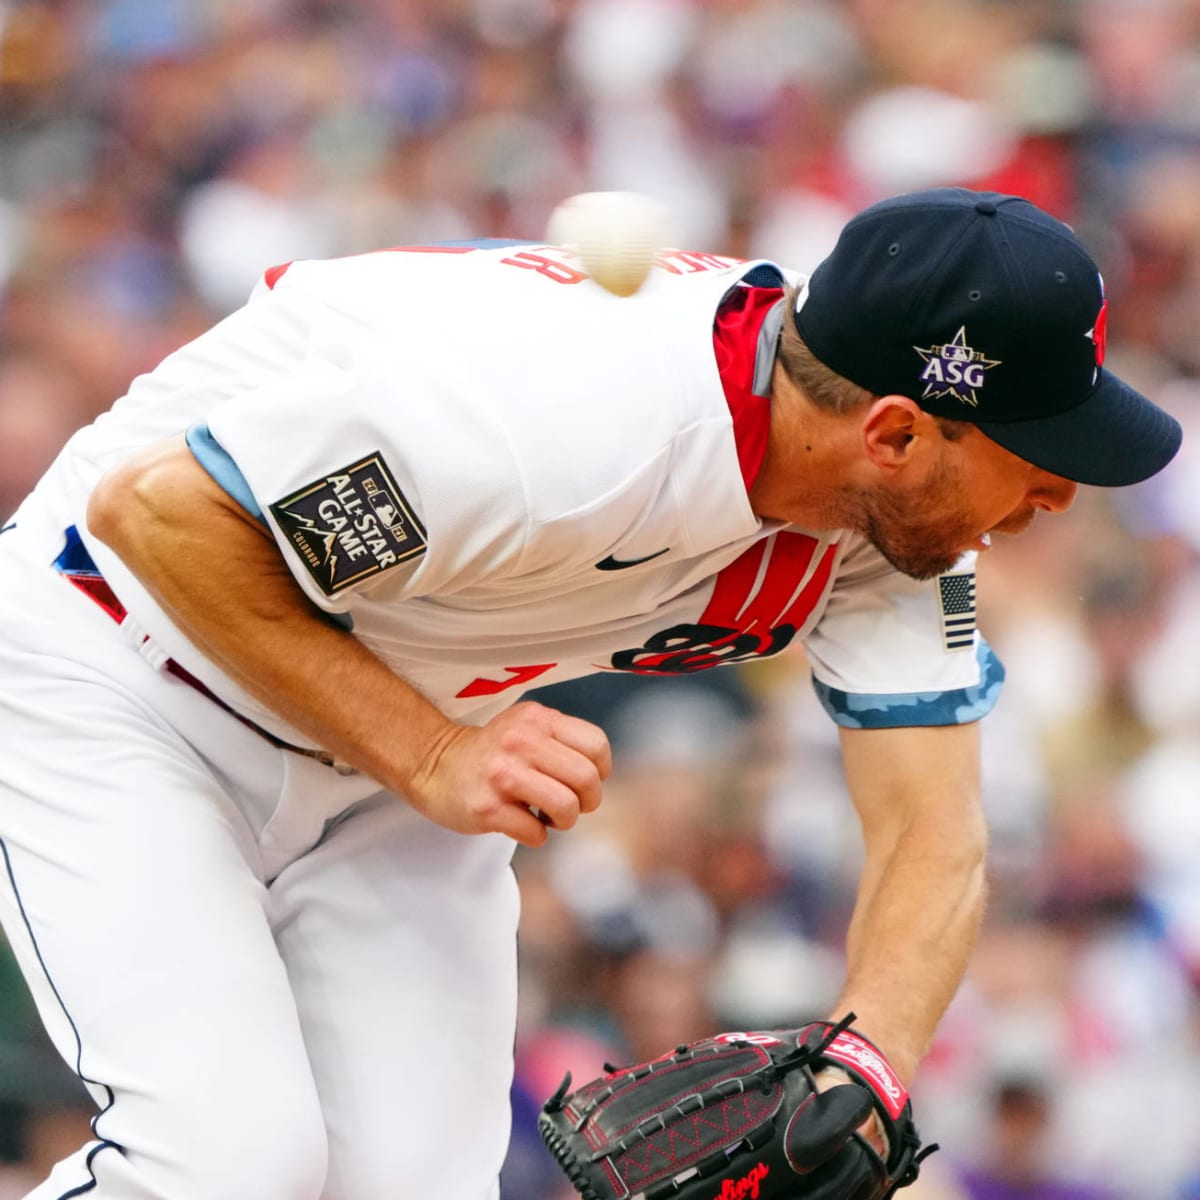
top-left (716, 1163), bottom-right (769, 1200)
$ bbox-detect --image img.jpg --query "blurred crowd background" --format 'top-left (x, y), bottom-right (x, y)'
top-left (2, 0), bottom-right (1200, 1196)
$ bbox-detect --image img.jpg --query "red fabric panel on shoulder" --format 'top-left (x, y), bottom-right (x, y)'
top-left (263, 261), bottom-right (293, 289)
top-left (712, 283), bottom-right (782, 490)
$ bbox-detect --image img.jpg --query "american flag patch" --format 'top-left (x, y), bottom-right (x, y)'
top-left (938, 571), bottom-right (976, 652)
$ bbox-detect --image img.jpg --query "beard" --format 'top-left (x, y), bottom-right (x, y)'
top-left (853, 462), bottom-right (981, 581)
top-left (863, 506), bottom-right (970, 580)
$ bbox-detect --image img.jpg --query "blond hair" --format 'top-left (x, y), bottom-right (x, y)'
top-left (778, 285), bottom-right (970, 441)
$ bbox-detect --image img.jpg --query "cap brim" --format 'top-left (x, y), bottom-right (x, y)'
top-left (973, 369), bottom-right (1182, 487)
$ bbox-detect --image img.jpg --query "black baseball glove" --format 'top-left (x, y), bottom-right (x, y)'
top-left (538, 1015), bottom-right (935, 1200)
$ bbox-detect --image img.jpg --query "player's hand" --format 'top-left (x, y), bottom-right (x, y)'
top-left (407, 701), bottom-right (612, 846)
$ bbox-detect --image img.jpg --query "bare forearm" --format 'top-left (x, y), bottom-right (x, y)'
top-left (833, 723), bottom-right (988, 1083)
top-left (87, 436), bottom-right (611, 847)
top-left (87, 437), bottom-right (454, 793)
top-left (836, 824), bottom-right (986, 1082)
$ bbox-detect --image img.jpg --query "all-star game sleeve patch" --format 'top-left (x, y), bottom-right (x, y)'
top-left (269, 453), bottom-right (427, 595)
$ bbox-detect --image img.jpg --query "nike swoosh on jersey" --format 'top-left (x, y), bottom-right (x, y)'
top-left (595, 547), bottom-right (670, 571)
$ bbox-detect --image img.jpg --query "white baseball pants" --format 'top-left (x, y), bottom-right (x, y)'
top-left (0, 519), bottom-right (520, 1200)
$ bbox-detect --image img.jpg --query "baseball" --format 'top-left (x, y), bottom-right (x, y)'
top-left (546, 191), bottom-right (670, 297)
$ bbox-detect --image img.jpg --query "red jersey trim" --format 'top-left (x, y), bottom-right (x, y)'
top-left (712, 283), bottom-right (782, 491)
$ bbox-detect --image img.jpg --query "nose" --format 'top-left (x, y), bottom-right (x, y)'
top-left (1029, 471), bottom-right (1078, 514)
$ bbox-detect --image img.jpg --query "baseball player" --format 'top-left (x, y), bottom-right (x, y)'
top-left (0, 189), bottom-right (1180, 1200)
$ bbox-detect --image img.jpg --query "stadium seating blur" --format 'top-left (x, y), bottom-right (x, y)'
top-left (2, 3), bottom-right (1199, 1197)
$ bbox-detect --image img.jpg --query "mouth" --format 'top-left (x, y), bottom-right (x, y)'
top-left (970, 510), bottom-right (1039, 553)
top-left (993, 509), bottom-right (1039, 538)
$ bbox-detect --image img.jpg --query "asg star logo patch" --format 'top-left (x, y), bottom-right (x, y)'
top-left (270, 453), bottom-right (427, 595)
top-left (913, 326), bottom-right (1001, 408)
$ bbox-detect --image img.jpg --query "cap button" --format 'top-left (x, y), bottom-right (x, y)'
top-left (975, 199), bottom-right (998, 216)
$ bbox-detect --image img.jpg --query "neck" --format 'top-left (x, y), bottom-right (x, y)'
top-left (748, 364), bottom-right (858, 529)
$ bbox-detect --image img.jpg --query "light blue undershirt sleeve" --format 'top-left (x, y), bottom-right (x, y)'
top-left (812, 639), bottom-right (1006, 729)
top-left (185, 422), bottom-right (264, 520)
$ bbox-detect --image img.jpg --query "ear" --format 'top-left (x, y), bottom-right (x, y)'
top-left (859, 397), bottom-right (934, 473)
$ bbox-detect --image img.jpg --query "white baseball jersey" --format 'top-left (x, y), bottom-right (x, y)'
top-left (19, 240), bottom-right (1003, 746)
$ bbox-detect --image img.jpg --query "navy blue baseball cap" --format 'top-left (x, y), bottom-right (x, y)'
top-left (792, 187), bottom-right (1182, 486)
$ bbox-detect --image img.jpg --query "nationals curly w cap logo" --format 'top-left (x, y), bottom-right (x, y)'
top-left (270, 453), bottom-right (427, 595)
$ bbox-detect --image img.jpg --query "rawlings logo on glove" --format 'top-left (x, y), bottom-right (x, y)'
top-left (822, 1032), bottom-right (908, 1118)
top-left (718, 1162), bottom-right (770, 1199)
top-left (538, 1014), bottom-right (935, 1200)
